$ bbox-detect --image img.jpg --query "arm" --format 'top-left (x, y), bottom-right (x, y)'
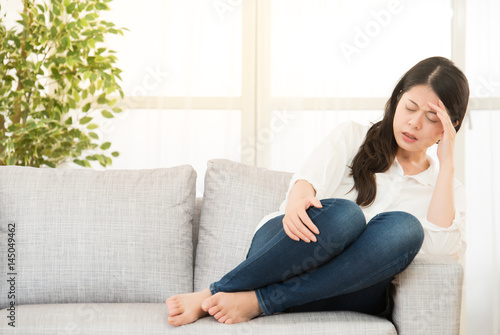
top-left (279, 122), bottom-right (367, 242)
top-left (282, 180), bottom-right (322, 243)
top-left (427, 101), bottom-right (458, 228)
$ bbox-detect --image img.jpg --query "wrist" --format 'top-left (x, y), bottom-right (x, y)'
top-left (438, 159), bottom-right (455, 172)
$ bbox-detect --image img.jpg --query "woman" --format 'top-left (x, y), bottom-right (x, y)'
top-left (166, 56), bottom-right (469, 326)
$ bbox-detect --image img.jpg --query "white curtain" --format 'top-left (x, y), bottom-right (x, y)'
top-left (464, 1), bottom-right (500, 333)
top-left (100, 0), bottom-right (243, 195)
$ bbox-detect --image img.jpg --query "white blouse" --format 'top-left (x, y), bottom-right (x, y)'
top-left (255, 121), bottom-right (466, 260)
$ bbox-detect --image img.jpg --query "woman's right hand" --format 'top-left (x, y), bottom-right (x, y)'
top-left (283, 196), bottom-right (322, 243)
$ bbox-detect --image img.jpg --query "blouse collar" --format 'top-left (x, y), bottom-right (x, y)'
top-left (392, 155), bottom-right (438, 186)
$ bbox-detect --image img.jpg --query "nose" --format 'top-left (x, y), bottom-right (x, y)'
top-left (408, 112), bottom-right (423, 129)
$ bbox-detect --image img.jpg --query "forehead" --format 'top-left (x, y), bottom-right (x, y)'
top-left (403, 85), bottom-right (439, 108)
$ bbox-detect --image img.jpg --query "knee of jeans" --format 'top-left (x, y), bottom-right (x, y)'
top-left (309, 198), bottom-right (366, 239)
top-left (387, 212), bottom-right (424, 251)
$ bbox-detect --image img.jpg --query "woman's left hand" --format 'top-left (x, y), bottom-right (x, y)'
top-left (428, 100), bottom-right (457, 168)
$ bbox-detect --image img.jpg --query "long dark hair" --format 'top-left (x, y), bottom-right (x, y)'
top-left (350, 56), bottom-right (469, 207)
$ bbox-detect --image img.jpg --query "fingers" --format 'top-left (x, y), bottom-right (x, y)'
top-left (311, 197), bottom-right (323, 209)
top-left (283, 210), bottom-right (319, 242)
top-left (283, 197), bottom-right (323, 243)
top-left (429, 101), bottom-right (456, 132)
top-left (283, 223), bottom-right (300, 242)
top-left (287, 214), bottom-right (314, 242)
top-left (298, 210), bottom-right (319, 236)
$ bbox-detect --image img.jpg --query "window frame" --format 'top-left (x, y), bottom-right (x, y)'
top-left (116, 0), bottom-right (499, 184)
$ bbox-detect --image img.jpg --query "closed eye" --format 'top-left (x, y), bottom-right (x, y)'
top-left (426, 111), bottom-right (439, 123)
top-left (406, 106), bottom-right (417, 112)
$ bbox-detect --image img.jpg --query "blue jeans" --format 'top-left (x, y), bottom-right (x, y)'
top-left (209, 198), bottom-right (424, 316)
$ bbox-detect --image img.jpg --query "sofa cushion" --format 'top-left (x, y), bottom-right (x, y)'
top-left (194, 159), bottom-right (292, 291)
top-left (0, 304), bottom-right (396, 334)
top-left (0, 165), bottom-right (196, 309)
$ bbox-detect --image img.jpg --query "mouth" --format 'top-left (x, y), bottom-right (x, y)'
top-left (402, 132), bottom-right (417, 143)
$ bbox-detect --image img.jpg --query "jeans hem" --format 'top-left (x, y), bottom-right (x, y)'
top-left (209, 283), bottom-right (217, 295)
top-left (255, 288), bottom-right (272, 315)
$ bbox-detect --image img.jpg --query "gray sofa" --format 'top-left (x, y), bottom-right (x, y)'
top-left (0, 159), bottom-right (463, 334)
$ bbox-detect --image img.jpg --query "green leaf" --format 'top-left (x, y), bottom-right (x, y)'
top-left (67, 21), bottom-right (76, 30)
top-left (87, 123), bottom-right (98, 130)
top-left (44, 161), bottom-right (56, 168)
top-left (97, 93), bottom-right (107, 104)
top-left (66, 2), bottom-right (76, 14)
top-left (85, 13), bottom-right (97, 21)
top-left (111, 151), bottom-right (120, 157)
top-left (37, 14), bottom-right (45, 23)
top-left (74, 159), bottom-right (92, 168)
top-left (101, 142), bottom-right (111, 150)
top-left (112, 107), bottom-right (123, 113)
top-left (73, 90), bottom-right (80, 103)
top-left (82, 102), bottom-right (91, 113)
top-left (89, 132), bottom-right (99, 139)
top-left (68, 98), bottom-right (77, 109)
top-left (61, 35), bottom-right (71, 49)
top-left (74, 159), bottom-right (86, 167)
top-left (95, 3), bottom-right (109, 10)
top-left (79, 116), bottom-right (92, 125)
top-left (101, 110), bottom-right (114, 118)
top-left (77, 18), bottom-right (89, 27)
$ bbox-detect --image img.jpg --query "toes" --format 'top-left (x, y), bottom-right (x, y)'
top-left (225, 318), bottom-right (233, 324)
top-left (218, 314), bottom-right (230, 324)
top-left (168, 316), bottom-right (179, 327)
top-left (166, 299), bottom-right (182, 316)
top-left (208, 305), bottom-right (221, 316)
top-left (166, 297), bottom-right (179, 308)
top-left (201, 295), bottom-right (218, 312)
top-left (167, 306), bottom-right (182, 317)
top-left (214, 311), bottom-right (225, 320)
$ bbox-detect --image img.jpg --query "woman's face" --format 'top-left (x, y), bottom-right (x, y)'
top-left (393, 85), bottom-right (445, 155)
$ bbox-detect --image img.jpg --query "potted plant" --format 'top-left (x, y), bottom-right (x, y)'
top-left (0, 0), bottom-right (125, 168)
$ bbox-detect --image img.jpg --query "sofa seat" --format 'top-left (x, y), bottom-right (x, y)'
top-left (7, 303), bottom-right (396, 334)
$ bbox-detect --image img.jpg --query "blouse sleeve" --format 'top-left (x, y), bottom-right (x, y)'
top-left (278, 121), bottom-right (367, 212)
top-left (419, 181), bottom-right (467, 260)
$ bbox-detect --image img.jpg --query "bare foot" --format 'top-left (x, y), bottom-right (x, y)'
top-left (201, 291), bottom-right (263, 324)
top-left (165, 288), bottom-right (212, 326)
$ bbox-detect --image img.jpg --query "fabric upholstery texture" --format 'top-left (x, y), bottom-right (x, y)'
top-left (0, 303), bottom-right (396, 334)
top-left (194, 159), bottom-right (293, 291)
top-left (0, 165), bottom-right (196, 309)
top-left (391, 255), bottom-right (464, 335)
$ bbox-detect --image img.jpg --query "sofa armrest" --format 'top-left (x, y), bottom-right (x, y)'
top-left (391, 255), bottom-right (463, 335)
